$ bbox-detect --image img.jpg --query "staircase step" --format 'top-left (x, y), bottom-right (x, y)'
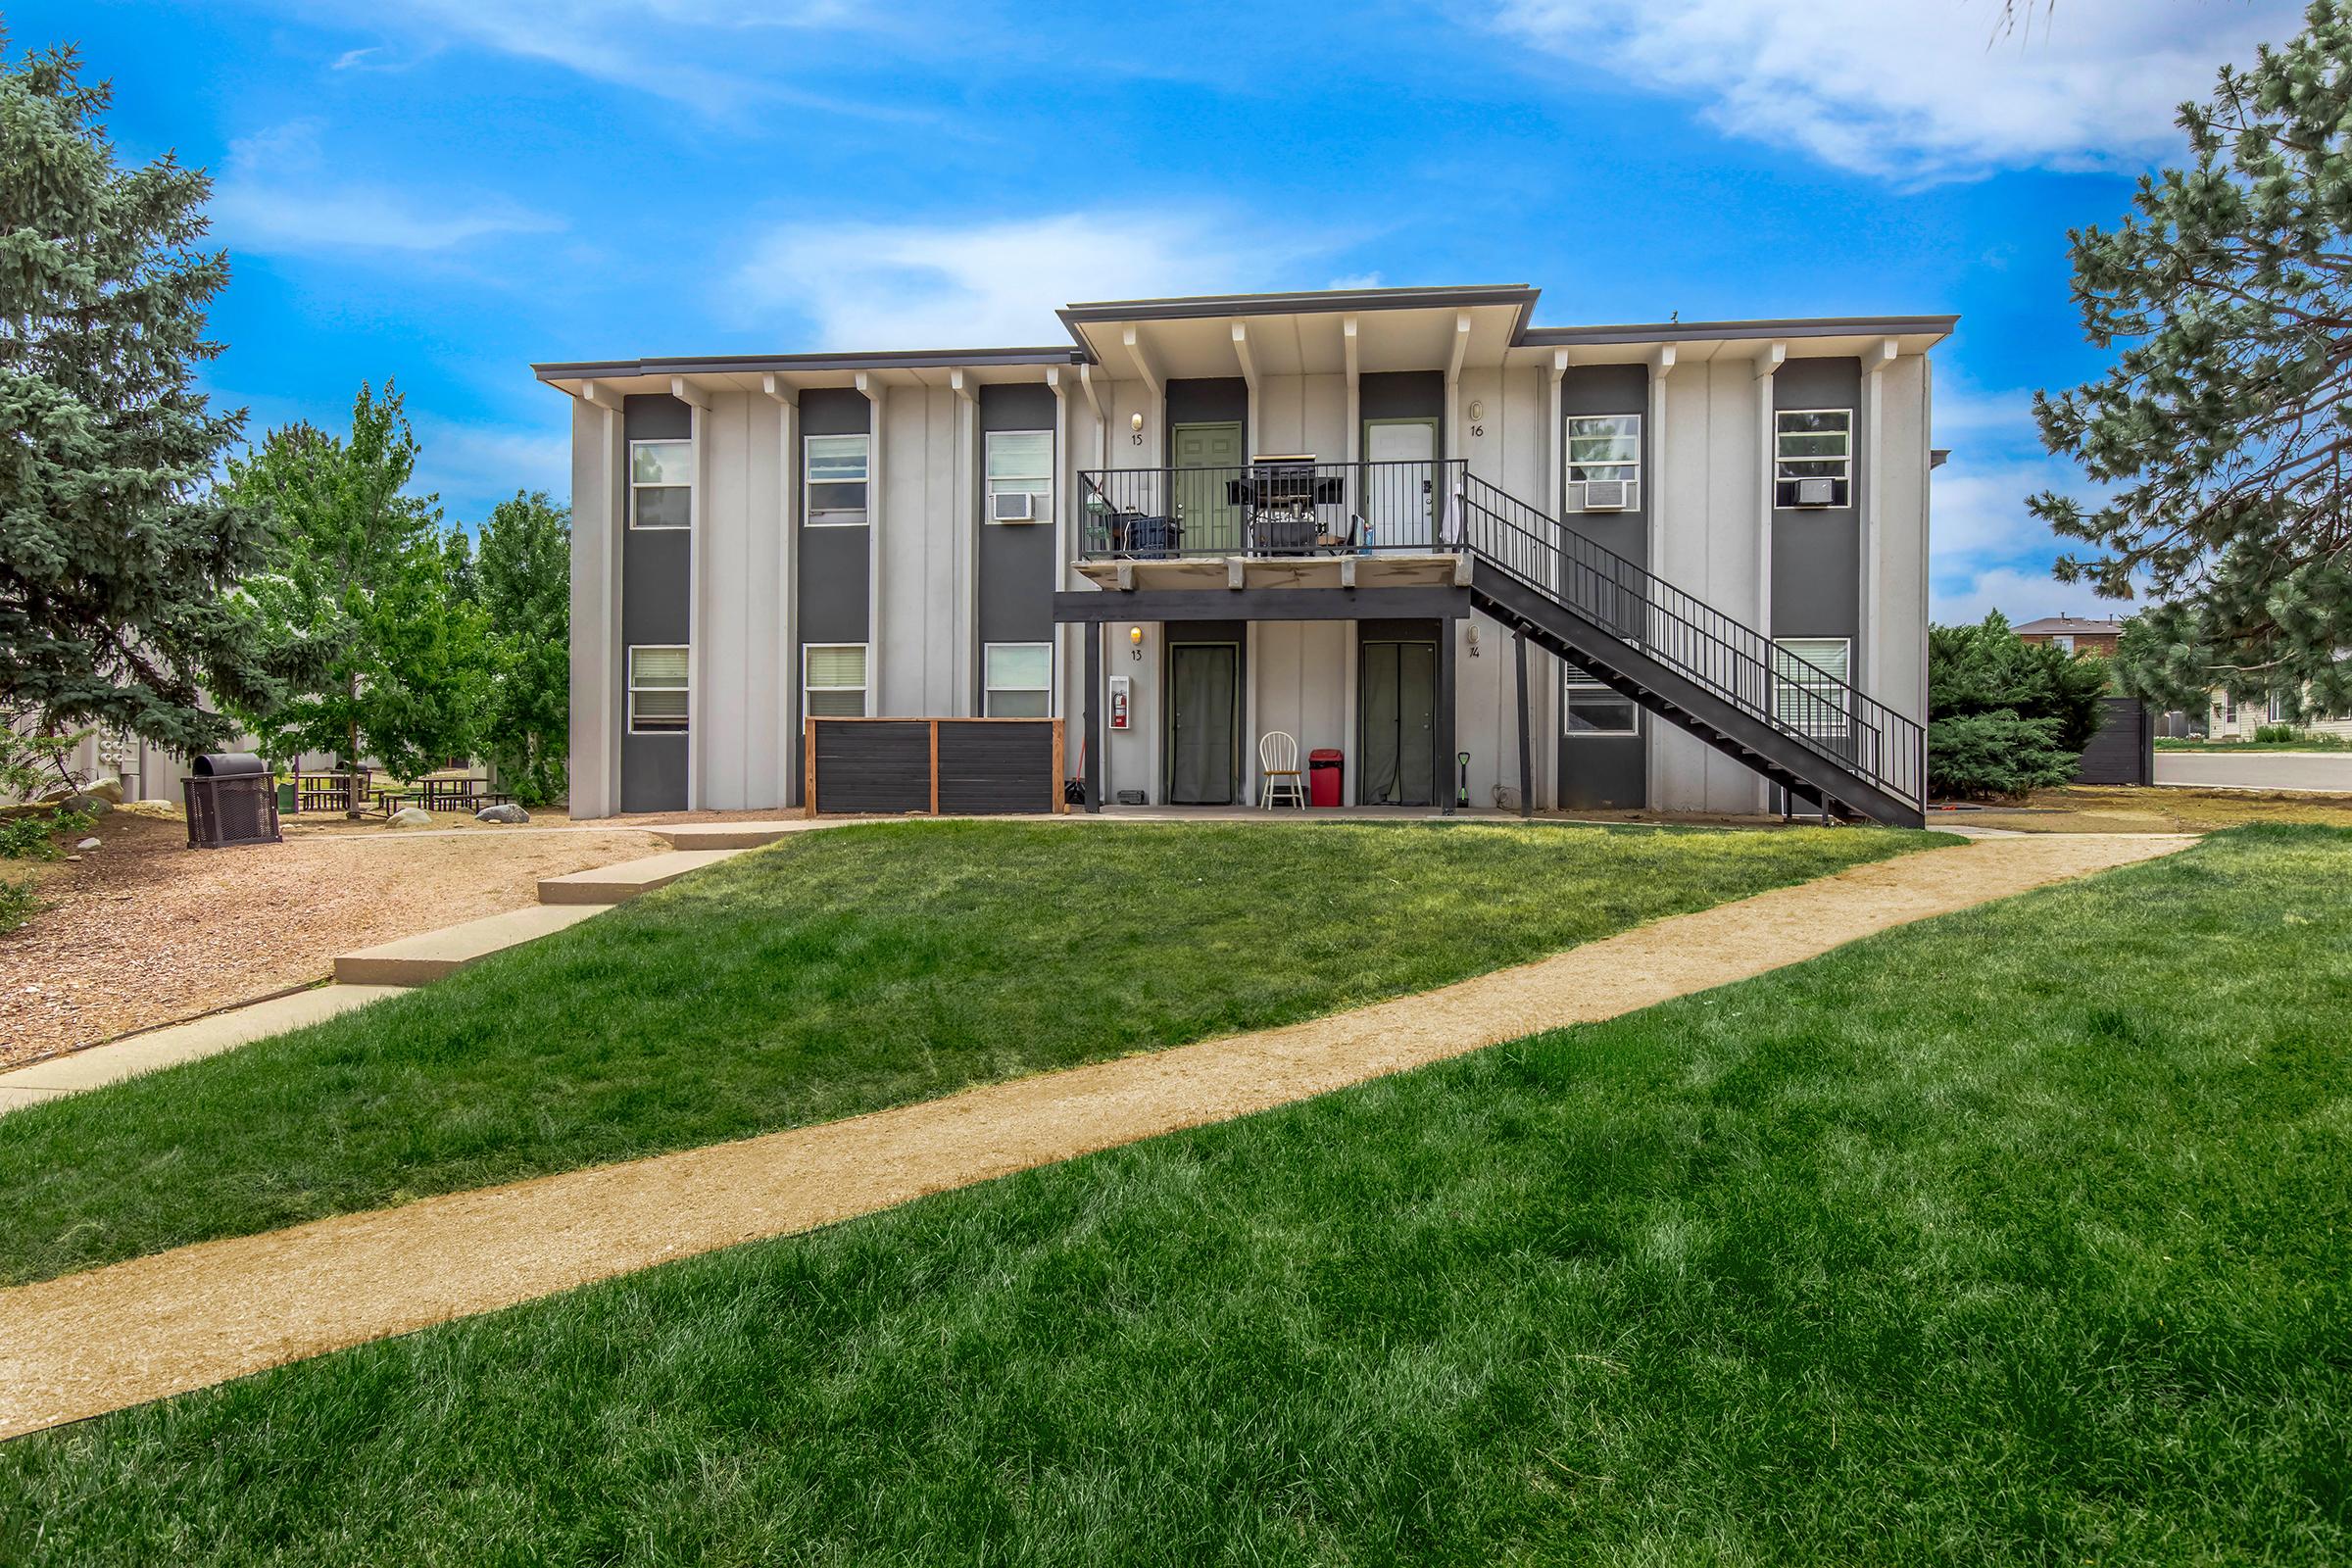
top-left (333, 905), bottom-right (602, 986)
top-left (538, 849), bottom-right (747, 905)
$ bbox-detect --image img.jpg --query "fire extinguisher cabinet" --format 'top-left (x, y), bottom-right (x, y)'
top-left (1308, 749), bottom-right (1344, 808)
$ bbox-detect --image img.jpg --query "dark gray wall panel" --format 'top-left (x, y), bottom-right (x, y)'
top-left (1560, 364), bottom-right (1648, 565)
top-left (799, 385), bottom-right (870, 437)
top-left (1557, 737), bottom-right (1644, 810)
top-left (1166, 376), bottom-right (1248, 449)
top-left (1771, 357), bottom-right (1862, 643)
top-left (1359, 370), bottom-right (1443, 425)
top-left (799, 528), bottom-right (872, 643)
top-left (977, 383), bottom-right (1057, 661)
top-left (619, 392), bottom-right (692, 811)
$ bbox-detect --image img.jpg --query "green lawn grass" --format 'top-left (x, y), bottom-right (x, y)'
top-left (4, 825), bottom-right (2341, 1564)
top-left (0, 818), bottom-right (1934, 1287)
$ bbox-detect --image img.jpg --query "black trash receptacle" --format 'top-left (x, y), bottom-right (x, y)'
top-left (183, 753), bottom-right (282, 849)
top-left (1309, 748), bottom-right (1344, 808)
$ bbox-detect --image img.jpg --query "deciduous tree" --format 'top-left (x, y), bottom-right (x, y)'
top-left (222, 383), bottom-right (489, 780)
top-left (475, 491), bottom-right (569, 806)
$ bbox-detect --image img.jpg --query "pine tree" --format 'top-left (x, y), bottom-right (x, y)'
top-left (221, 383), bottom-right (489, 780)
top-left (475, 491), bottom-right (569, 806)
top-left (0, 36), bottom-right (272, 754)
top-left (1927, 612), bottom-right (2112, 800)
top-left (2030, 1), bottom-right (2352, 718)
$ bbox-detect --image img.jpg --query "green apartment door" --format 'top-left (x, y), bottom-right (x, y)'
top-left (1359, 638), bottom-right (1437, 806)
top-left (1171, 421), bottom-right (1243, 553)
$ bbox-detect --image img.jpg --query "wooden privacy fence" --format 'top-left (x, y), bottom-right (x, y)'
top-left (805, 717), bottom-right (1067, 818)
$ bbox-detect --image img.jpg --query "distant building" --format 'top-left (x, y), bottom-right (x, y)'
top-left (2013, 615), bottom-right (2122, 659)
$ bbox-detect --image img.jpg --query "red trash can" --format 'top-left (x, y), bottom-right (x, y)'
top-left (1308, 749), bottom-right (1344, 808)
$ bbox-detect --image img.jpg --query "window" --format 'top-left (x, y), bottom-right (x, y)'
top-left (1563, 665), bottom-right (1639, 735)
top-left (984, 642), bottom-right (1053, 716)
top-left (2217, 692), bottom-right (2236, 723)
top-left (1773, 638), bottom-right (1851, 737)
top-left (630, 440), bottom-right (692, 529)
top-left (804, 643), bottom-right (868, 717)
top-left (1566, 414), bottom-right (1641, 509)
top-left (1774, 410), bottom-right (1852, 509)
top-left (627, 645), bottom-right (689, 733)
top-left (2268, 692), bottom-right (2287, 723)
top-left (985, 430), bottom-right (1053, 523)
top-left (805, 433), bottom-right (870, 525)
top-left (2051, 633), bottom-right (2076, 654)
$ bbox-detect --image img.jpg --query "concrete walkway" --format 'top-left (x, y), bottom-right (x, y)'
top-left (2156, 751), bottom-right (2352, 794)
top-left (0, 831), bottom-right (2193, 1442)
top-left (0, 986), bottom-right (407, 1113)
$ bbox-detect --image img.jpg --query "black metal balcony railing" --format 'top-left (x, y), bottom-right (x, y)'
top-left (1078, 459), bottom-right (1467, 559)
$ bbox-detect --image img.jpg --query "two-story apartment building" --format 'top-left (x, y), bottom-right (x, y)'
top-left (537, 284), bottom-right (1948, 825)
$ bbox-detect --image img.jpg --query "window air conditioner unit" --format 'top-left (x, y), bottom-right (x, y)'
top-left (992, 491), bottom-right (1037, 522)
top-left (1794, 477), bottom-right (1837, 508)
top-left (1581, 479), bottom-right (1629, 511)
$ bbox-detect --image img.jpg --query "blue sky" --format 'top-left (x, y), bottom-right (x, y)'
top-left (22, 0), bottom-right (2306, 622)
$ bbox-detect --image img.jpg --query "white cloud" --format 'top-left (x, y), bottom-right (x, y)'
top-left (729, 211), bottom-right (1320, 348)
top-left (1491, 0), bottom-right (2305, 182)
top-left (212, 122), bottom-right (562, 255)
top-left (1327, 271), bottom-right (1386, 290)
top-left (320, 0), bottom-right (893, 114)
top-left (413, 419), bottom-right (572, 518)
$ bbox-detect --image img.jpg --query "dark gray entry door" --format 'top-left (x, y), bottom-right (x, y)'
top-left (1168, 643), bottom-right (1239, 805)
top-left (1359, 640), bottom-right (1437, 806)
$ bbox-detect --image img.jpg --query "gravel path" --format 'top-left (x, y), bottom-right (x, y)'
top-left (0, 831), bottom-right (2195, 1442)
top-left (0, 813), bottom-right (664, 1067)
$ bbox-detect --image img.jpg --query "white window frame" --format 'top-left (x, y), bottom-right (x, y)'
top-left (803, 642), bottom-right (869, 718)
top-left (983, 641), bottom-right (1054, 716)
top-left (2268, 692), bottom-right (2286, 723)
top-left (1561, 667), bottom-right (1639, 736)
top-left (1773, 637), bottom-right (1852, 739)
top-left (804, 433), bottom-right (871, 527)
top-left (1565, 413), bottom-right (1642, 511)
top-left (626, 644), bottom-right (690, 735)
top-left (984, 429), bottom-right (1054, 524)
top-left (628, 439), bottom-right (693, 530)
top-left (1773, 409), bottom-right (1853, 509)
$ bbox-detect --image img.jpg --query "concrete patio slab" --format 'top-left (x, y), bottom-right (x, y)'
top-left (332, 905), bottom-right (603, 986)
top-left (0, 986), bottom-right (408, 1111)
top-left (536, 849), bottom-right (748, 905)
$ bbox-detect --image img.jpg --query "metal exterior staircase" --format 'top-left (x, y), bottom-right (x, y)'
top-left (1457, 475), bottom-right (1926, 827)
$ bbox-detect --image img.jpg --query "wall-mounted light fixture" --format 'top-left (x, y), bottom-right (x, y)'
top-left (1129, 625), bottom-right (1145, 662)
top-left (1465, 624), bottom-right (1482, 659)
top-left (1466, 399), bottom-right (1486, 423)
top-left (1129, 412), bottom-right (1146, 445)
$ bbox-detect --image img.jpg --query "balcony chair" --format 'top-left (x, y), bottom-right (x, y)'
top-left (1257, 730), bottom-right (1306, 810)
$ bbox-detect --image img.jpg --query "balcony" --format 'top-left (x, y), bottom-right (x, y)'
top-left (1078, 458), bottom-right (1466, 561)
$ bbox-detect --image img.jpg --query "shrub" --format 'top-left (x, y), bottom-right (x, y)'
top-left (2253, 722), bottom-right (2302, 743)
top-left (1926, 710), bottom-right (2079, 801)
top-left (0, 877), bottom-right (35, 934)
top-left (0, 806), bottom-right (91, 861)
top-left (1928, 612), bottom-right (2112, 800)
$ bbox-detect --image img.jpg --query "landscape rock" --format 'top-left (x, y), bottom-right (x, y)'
top-left (86, 777), bottom-right (123, 805)
top-left (75, 838), bottom-right (100, 851)
top-left (62, 795), bottom-right (115, 816)
top-left (475, 803), bottom-right (530, 824)
top-left (387, 807), bottom-right (435, 827)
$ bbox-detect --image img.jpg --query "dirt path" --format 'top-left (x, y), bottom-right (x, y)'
top-left (0, 832), bottom-right (2193, 1442)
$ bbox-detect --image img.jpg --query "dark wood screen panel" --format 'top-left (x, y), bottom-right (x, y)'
top-left (807, 717), bottom-right (1066, 816)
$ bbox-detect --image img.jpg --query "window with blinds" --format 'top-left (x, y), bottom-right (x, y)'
top-left (984, 642), bottom-right (1052, 716)
top-left (630, 440), bottom-right (692, 529)
top-left (805, 644), bottom-right (868, 717)
top-left (1772, 638), bottom-right (1851, 738)
top-left (806, 434), bottom-right (870, 524)
top-left (985, 430), bottom-right (1053, 523)
top-left (627, 645), bottom-right (689, 733)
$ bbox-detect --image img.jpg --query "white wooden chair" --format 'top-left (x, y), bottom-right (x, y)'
top-left (1258, 730), bottom-right (1306, 809)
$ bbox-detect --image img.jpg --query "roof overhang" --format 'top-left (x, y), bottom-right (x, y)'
top-left (531, 345), bottom-right (1084, 401)
top-left (1057, 284), bottom-right (1539, 381)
